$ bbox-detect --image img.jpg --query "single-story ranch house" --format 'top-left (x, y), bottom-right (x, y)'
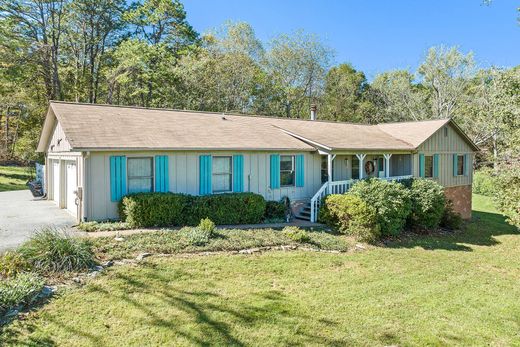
top-left (37, 101), bottom-right (478, 223)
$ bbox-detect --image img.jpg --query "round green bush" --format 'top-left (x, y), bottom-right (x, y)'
top-left (319, 193), bottom-right (380, 243)
top-left (264, 200), bottom-right (288, 221)
top-left (408, 179), bottom-right (446, 230)
top-left (349, 178), bottom-right (412, 236)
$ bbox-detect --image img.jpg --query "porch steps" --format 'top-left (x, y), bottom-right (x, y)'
top-left (294, 202), bottom-right (312, 221)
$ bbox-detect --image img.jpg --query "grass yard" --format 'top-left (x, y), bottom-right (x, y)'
top-left (0, 166), bottom-right (32, 192)
top-left (2, 194), bottom-right (520, 346)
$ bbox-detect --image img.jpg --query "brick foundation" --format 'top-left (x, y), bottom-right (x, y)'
top-left (444, 185), bottom-right (472, 220)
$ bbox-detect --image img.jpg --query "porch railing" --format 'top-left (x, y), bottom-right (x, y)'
top-left (309, 175), bottom-right (413, 222)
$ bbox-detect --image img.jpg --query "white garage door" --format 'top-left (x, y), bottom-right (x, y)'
top-left (52, 161), bottom-right (60, 204)
top-left (65, 162), bottom-right (77, 216)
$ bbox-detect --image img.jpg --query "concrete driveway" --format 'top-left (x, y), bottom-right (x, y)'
top-left (0, 190), bottom-right (76, 253)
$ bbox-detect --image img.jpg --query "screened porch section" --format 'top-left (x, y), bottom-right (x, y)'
top-left (311, 153), bottom-right (413, 222)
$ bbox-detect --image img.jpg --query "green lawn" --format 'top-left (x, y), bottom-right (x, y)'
top-left (2, 194), bottom-right (520, 346)
top-left (0, 166), bottom-right (32, 192)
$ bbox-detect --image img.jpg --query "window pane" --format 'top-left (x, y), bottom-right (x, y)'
top-left (213, 157), bottom-right (231, 174)
top-left (212, 174), bottom-right (231, 192)
top-left (321, 156), bottom-right (328, 183)
top-left (281, 171), bottom-right (295, 186)
top-left (128, 158), bottom-right (152, 177)
top-left (128, 178), bottom-right (153, 193)
top-left (457, 155), bottom-right (464, 175)
top-left (425, 156), bottom-right (433, 178)
top-left (352, 157), bottom-right (359, 179)
top-left (280, 156), bottom-right (293, 171)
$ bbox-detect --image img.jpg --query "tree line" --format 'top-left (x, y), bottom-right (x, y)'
top-left (0, 0), bottom-right (518, 171)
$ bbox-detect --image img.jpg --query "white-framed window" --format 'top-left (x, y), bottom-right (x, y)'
top-left (280, 155), bottom-right (295, 186)
top-left (457, 155), bottom-right (464, 176)
top-left (212, 156), bottom-right (232, 193)
top-left (127, 157), bottom-right (154, 193)
top-left (425, 155), bottom-right (434, 178)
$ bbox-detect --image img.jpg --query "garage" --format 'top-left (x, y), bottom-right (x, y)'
top-left (52, 160), bottom-right (60, 204)
top-left (65, 161), bottom-right (77, 217)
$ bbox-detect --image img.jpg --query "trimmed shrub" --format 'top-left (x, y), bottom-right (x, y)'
top-left (264, 200), bottom-right (287, 221)
top-left (120, 193), bottom-right (193, 228)
top-left (190, 193), bottom-right (266, 226)
top-left (282, 226), bottom-right (310, 243)
top-left (441, 200), bottom-right (463, 230)
top-left (349, 178), bottom-right (412, 236)
top-left (473, 168), bottom-right (496, 196)
top-left (0, 251), bottom-right (30, 278)
top-left (198, 218), bottom-right (216, 236)
top-left (319, 193), bottom-right (380, 243)
top-left (120, 192), bottom-right (266, 228)
top-left (18, 229), bottom-right (95, 274)
top-left (0, 272), bottom-right (45, 315)
top-left (408, 179), bottom-right (446, 230)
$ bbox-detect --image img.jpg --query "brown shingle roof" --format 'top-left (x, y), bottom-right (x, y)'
top-left (38, 102), bottom-right (475, 152)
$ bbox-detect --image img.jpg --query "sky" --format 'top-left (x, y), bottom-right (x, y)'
top-left (183, 0), bottom-right (519, 79)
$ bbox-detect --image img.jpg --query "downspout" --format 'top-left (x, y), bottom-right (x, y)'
top-left (81, 151), bottom-right (90, 222)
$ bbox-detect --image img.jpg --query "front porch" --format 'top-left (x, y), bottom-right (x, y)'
top-left (309, 151), bottom-right (414, 222)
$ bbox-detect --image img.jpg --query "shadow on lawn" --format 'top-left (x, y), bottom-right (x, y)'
top-left (385, 209), bottom-right (518, 252)
top-left (32, 262), bottom-right (348, 346)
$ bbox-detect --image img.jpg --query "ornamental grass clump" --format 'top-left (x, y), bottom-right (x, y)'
top-left (18, 228), bottom-right (95, 274)
top-left (0, 272), bottom-right (45, 315)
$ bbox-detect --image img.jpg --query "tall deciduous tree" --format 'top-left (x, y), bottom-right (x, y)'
top-left (418, 46), bottom-right (476, 118)
top-left (264, 30), bottom-right (333, 118)
top-left (321, 63), bottom-right (371, 122)
top-left (0, 0), bottom-right (68, 100)
top-left (370, 70), bottom-right (430, 121)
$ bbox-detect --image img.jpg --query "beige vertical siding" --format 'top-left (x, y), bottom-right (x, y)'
top-left (86, 150), bottom-right (323, 221)
top-left (47, 122), bottom-right (72, 152)
top-left (414, 124), bottom-right (474, 187)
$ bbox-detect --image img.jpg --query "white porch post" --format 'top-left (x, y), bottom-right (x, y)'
top-left (355, 154), bottom-right (366, 179)
top-left (383, 154), bottom-right (392, 178)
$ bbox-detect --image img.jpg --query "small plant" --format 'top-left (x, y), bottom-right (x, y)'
top-left (0, 251), bottom-right (30, 278)
top-left (441, 200), bottom-right (463, 230)
top-left (283, 226), bottom-right (310, 243)
top-left (0, 272), bottom-right (45, 315)
top-left (18, 228), bottom-right (96, 274)
top-left (198, 218), bottom-right (216, 236)
top-left (264, 200), bottom-right (287, 222)
top-left (183, 227), bottom-right (211, 246)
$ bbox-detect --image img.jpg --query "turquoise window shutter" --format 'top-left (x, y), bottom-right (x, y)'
top-left (110, 156), bottom-right (127, 201)
top-left (464, 154), bottom-right (469, 176)
top-left (433, 154), bottom-right (440, 178)
top-left (199, 155), bottom-right (212, 195)
top-left (453, 154), bottom-right (458, 176)
top-left (270, 154), bottom-right (280, 189)
top-left (295, 154), bottom-right (304, 187)
top-left (419, 154), bottom-right (425, 178)
top-left (233, 155), bottom-right (244, 192)
top-left (154, 155), bottom-right (169, 192)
